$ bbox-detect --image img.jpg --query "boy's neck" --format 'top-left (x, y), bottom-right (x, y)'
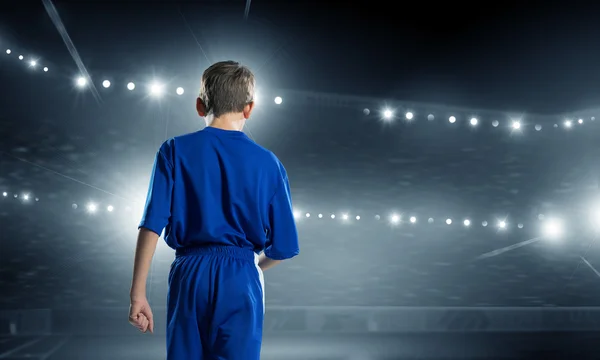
top-left (208, 114), bottom-right (245, 132)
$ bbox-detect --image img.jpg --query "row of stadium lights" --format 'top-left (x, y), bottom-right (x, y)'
top-left (295, 210), bottom-right (522, 229)
top-left (5, 49), bottom-right (49, 72)
top-left (0, 190), bottom-right (552, 232)
top-left (4, 191), bottom-right (599, 239)
top-left (74, 76), bottom-right (286, 104)
top-left (377, 109), bottom-right (593, 130)
top-left (4, 48), bottom-right (286, 104)
top-left (59, 75), bottom-right (600, 129)
top-left (6, 47), bottom-right (597, 128)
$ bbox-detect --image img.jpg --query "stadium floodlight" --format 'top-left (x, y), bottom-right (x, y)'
top-left (76, 76), bottom-right (87, 88)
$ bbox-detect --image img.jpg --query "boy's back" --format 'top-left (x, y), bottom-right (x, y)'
top-left (129, 61), bottom-right (299, 360)
top-left (140, 127), bottom-right (298, 259)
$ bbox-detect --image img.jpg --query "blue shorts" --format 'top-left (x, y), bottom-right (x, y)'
top-left (166, 245), bottom-right (265, 360)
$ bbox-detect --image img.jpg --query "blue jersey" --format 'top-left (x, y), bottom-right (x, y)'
top-left (139, 126), bottom-right (299, 260)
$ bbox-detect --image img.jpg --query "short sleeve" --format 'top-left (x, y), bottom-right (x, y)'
top-left (138, 141), bottom-right (174, 236)
top-left (264, 166), bottom-right (299, 260)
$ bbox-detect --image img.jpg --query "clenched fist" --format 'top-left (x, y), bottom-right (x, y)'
top-left (129, 297), bottom-right (154, 333)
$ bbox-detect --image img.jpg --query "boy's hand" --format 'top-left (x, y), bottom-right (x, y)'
top-left (128, 297), bottom-right (154, 333)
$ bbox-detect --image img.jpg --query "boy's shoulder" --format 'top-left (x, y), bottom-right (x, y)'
top-left (162, 131), bottom-right (283, 168)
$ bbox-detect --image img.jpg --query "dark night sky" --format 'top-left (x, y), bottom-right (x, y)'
top-left (1, 0), bottom-right (600, 311)
top-left (2, 0), bottom-right (600, 113)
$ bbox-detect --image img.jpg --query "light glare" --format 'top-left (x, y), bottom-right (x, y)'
top-left (383, 109), bottom-right (393, 119)
top-left (76, 77), bottom-right (87, 87)
top-left (543, 218), bottom-right (563, 239)
top-left (150, 83), bottom-right (164, 96)
top-left (87, 203), bottom-right (97, 213)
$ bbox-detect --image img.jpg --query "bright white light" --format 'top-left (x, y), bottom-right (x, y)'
top-left (293, 210), bottom-right (301, 219)
top-left (5, 49), bottom-right (10, 54)
top-left (43, 67), bottom-right (48, 72)
top-left (564, 120), bottom-right (572, 128)
top-left (76, 77), bottom-right (87, 87)
top-left (274, 96), bottom-right (283, 105)
top-left (383, 109), bottom-right (393, 120)
top-left (498, 221), bottom-right (507, 229)
top-left (446, 218), bottom-right (452, 225)
top-left (318, 214), bottom-right (323, 218)
top-left (512, 121), bottom-right (521, 130)
top-left (409, 216), bottom-right (416, 223)
top-left (356, 215), bottom-right (360, 220)
top-left (176, 87), bottom-right (185, 95)
top-left (449, 116), bottom-right (456, 123)
top-left (150, 83), bottom-right (164, 96)
top-left (2, 192), bottom-right (6, 197)
top-left (18, 55), bottom-right (23, 60)
top-left (29, 60), bottom-right (37, 67)
top-left (543, 218), bottom-right (563, 239)
top-left (107, 205), bottom-right (114, 212)
top-left (22, 194), bottom-right (29, 201)
top-left (405, 112), bottom-right (413, 120)
top-left (464, 219), bottom-right (471, 227)
top-left (470, 117), bottom-right (478, 126)
top-left (87, 203), bottom-right (97, 213)
top-left (342, 214), bottom-right (349, 220)
top-left (102, 80), bottom-right (111, 88)
top-left (390, 214), bottom-right (400, 224)
top-left (492, 120), bottom-right (499, 127)
top-left (127, 82), bottom-right (136, 90)
top-left (305, 213), bottom-right (311, 218)
top-left (591, 206), bottom-right (600, 230)
top-left (331, 214), bottom-right (335, 219)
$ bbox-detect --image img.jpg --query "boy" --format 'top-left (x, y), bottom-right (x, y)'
top-left (128, 61), bottom-right (300, 359)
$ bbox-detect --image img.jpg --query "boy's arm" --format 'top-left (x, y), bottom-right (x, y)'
top-left (257, 253), bottom-right (281, 271)
top-left (262, 165), bottom-right (300, 269)
top-left (130, 143), bottom-right (174, 298)
top-left (130, 228), bottom-right (160, 300)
